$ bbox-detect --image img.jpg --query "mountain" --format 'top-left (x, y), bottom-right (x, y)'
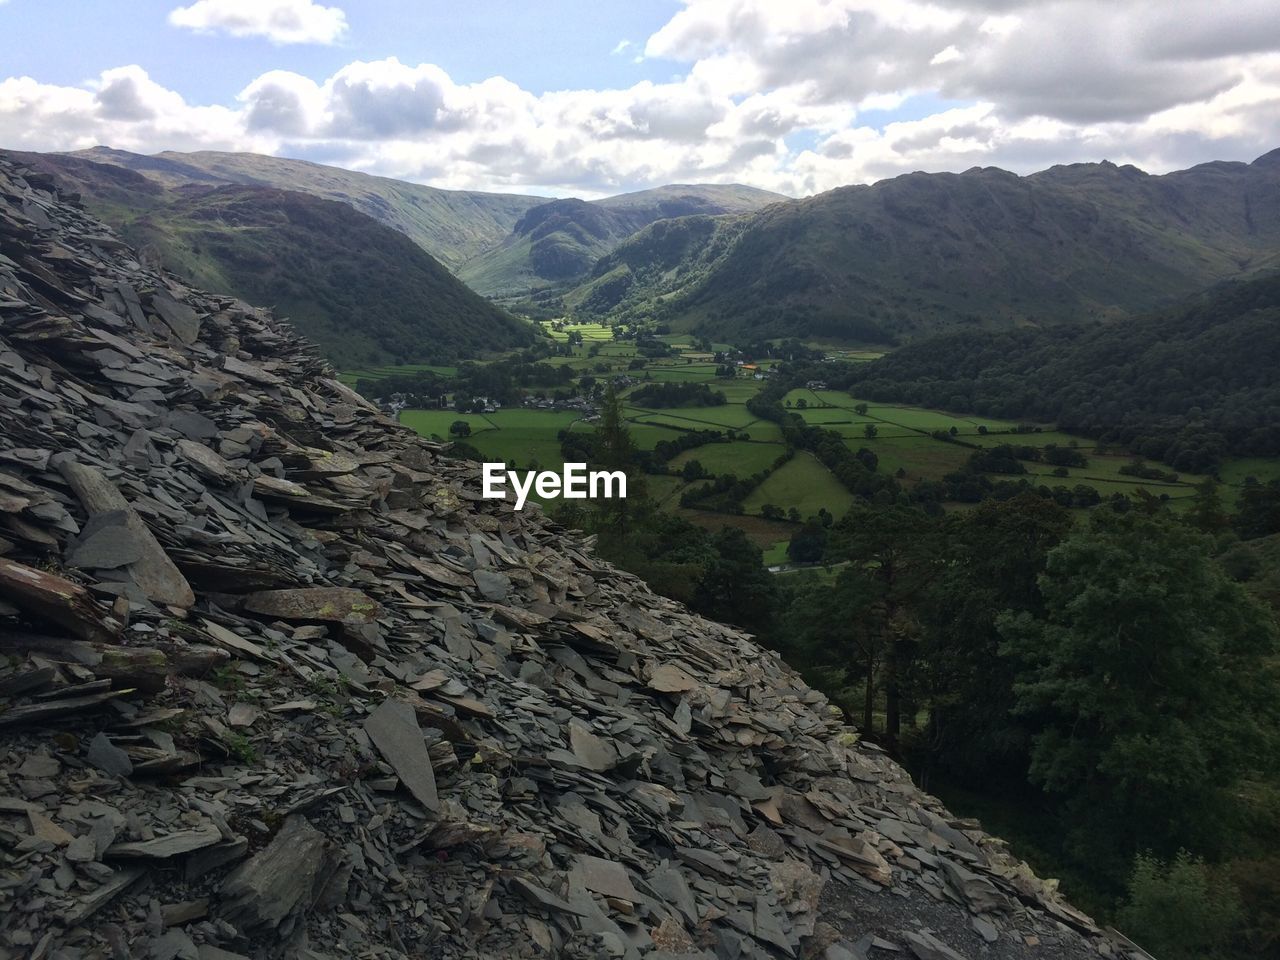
top-left (456, 183), bottom-right (784, 298)
top-left (69, 146), bottom-right (548, 270)
top-left (847, 269), bottom-right (1280, 471)
top-left (565, 151), bottom-right (1280, 344)
top-left (0, 154), bottom-right (1129, 960)
top-left (63, 148), bottom-right (786, 300)
top-left (3, 150), bottom-right (535, 364)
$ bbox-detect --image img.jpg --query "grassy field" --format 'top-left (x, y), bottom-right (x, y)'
top-left (540, 320), bottom-right (615, 343)
top-left (743, 452), bottom-right (854, 518)
top-left (378, 332), bottom-right (1275, 567)
top-left (339, 363), bottom-right (458, 386)
top-left (400, 408), bottom-right (581, 468)
top-left (670, 441), bottom-right (785, 478)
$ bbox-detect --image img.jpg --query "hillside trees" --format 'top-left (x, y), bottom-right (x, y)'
top-left (917, 495), bottom-right (1073, 779)
top-left (825, 506), bottom-right (940, 745)
top-left (997, 513), bottom-right (1280, 871)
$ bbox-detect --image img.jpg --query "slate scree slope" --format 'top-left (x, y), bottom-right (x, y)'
top-left (0, 159), bottom-right (1148, 960)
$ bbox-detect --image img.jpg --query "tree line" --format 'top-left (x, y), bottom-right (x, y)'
top-left (843, 271), bottom-right (1280, 473)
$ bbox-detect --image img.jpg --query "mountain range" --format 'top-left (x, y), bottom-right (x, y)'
top-left (8, 145), bottom-right (1280, 353)
top-left (570, 151), bottom-right (1280, 344)
top-left (66, 147), bottom-right (785, 303)
top-left (2, 149), bottom-right (535, 365)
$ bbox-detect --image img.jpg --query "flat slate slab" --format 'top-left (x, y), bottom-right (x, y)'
top-left (362, 698), bottom-right (438, 812)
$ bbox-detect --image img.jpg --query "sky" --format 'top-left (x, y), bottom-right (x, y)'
top-left (2, 0), bottom-right (1279, 198)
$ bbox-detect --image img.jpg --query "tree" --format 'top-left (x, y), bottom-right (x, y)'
top-left (692, 528), bottom-right (777, 631)
top-left (863, 424), bottom-right (878, 440)
top-left (680, 459), bottom-right (707, 482)
top-left (1117, 852), bottom-right (1242, 960)
top-left (998, 513), bottom-right (1280, 869)
top-left (449, 420), bottom-right (471, 438)
top-left (1186, 478), bottom-right (1229, 534)
top-left (854, 403), bottom-right (868, 416)
top-left (786, 520), bottom-right (827, 564)
top-left (827, 506), bottom-right (939, 745)
top-left (918, 495), bottom-right (1072, 780)
top-left (592, 383), bottom-right (645, 534)
top-left (795, 398), bottom-right (807, 409)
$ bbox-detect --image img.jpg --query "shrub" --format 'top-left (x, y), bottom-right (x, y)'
top-left (1117, 852), bottom-right (1242, 960)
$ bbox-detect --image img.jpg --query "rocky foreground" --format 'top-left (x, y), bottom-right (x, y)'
top-left (0, 158), bottom-right (1149, 960)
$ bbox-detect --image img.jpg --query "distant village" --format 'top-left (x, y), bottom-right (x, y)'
top-left (374, 356), bottom-right (782, 420)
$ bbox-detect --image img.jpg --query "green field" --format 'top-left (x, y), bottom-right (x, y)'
top-left (339, 363), bottom-right (458, 386)
top-left (762, 540), bottom-right (790, 566)
top-left (743, 452), bottom-right (854, 518)
top-left (670, 441), bottom-right (785, 478)
top-left (540, 320), bottom-right (615, 343)
top-left (380, 334), bottom-right (1276, 569)
top-left (400, 408), bottom-right (581, 468)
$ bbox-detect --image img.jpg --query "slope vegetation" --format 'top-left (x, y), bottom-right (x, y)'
top-left (458, 183), bottom-right (784, 297)
top-left (847, 270), bottom-right (1280, 471)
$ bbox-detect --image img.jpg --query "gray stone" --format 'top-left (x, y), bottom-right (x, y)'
top-left (363, 699), bottom-right (439, 812)
top-left (220, 815), bottom-right (327, 933)
top-left (87, 732), bottom-right (134, 777)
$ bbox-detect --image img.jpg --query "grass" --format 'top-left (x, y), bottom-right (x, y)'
top-left (670, 441), bottom-right (786, 478)
top-left (743, 452), bottom-right (854, 518)
top-left (626, 404), bottom-right (760, 430)
top-left (338, 363), bottom-right (459, 386)
top-left (540, 320), bottom-right (615, 343)
top-left (762, 540), bottom-right (791, 566)
top-left (868, 435), bottom-right (974, 481)
top-left (400, 408), bottom-right (581, 468)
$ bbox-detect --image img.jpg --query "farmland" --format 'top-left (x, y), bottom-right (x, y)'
top-left (355, 320), bottom-right (1256, 566)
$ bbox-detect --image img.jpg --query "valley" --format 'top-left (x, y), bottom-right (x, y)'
top-left (7, 3), bottom-right (1280, 957)
top-left (4, 143), bottom-right (1280, 959)
top-left (354, 321), bottom-right (1274, 572)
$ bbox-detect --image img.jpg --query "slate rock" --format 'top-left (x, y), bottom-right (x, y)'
top-left (362, 698), bottom-right (439, 812)
top-left (244, 587), bottom-right (380, 624)
top-left (220, 814), bottom-right (327, 934)
top-left (66, 510), bottom-right (145, 569)
top-left (904, 930), bottom-right (969, 960)
top-left (87, 732), bottom-right (134, 777)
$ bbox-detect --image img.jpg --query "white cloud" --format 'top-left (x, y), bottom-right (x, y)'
top-left (168, 0), bottom-right (347, 45)
top-left (5, 1), bottom-right (1280, 197)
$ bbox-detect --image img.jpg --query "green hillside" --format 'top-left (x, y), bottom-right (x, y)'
top-left (458, 184), bottom-right (784, 298)
top-left (68, 146), bottom-right (548, 270)
top-left (565, 151), bottom-right (1280, 344)
top-left (846, 269), bottom-right (1280, 471)
top-left (6, 151), bottom-right (535, 364)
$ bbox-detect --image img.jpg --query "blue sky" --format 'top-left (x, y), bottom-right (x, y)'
top-left (2, 0), bottom-right (1278, 197)
top-left (2, 1), bottom-right (684, 100)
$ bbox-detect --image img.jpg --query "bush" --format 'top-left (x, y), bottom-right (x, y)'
top-left (1117, 852), bottom-right (1242, 960)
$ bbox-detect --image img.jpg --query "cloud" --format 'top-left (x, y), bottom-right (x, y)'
top-left (5, 1), bottom-right (1280, 197)
top-left (168, 0), bottom-right (347, 45)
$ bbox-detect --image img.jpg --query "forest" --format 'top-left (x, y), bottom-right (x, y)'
top-left (845, 272), bottom-right (1280, 473)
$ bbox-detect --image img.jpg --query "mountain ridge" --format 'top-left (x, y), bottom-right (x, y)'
top-left (563, 149), bottom-right (1280, 343)
top-left (71, 146), bottom-right (551, 270)
top-left (2, 149), bottom-right (536, 365)
top-left (458, 184), bottom-right (785, 298)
